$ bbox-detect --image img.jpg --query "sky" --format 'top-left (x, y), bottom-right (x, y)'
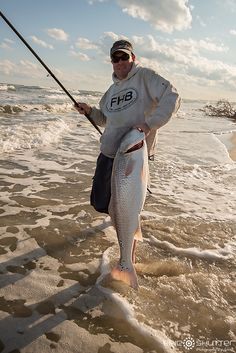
top-left (1, 0), bottom-right (236, 101)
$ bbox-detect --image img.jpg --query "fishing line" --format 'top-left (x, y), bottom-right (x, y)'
top-left (0, 10), bottom-right (102, 135)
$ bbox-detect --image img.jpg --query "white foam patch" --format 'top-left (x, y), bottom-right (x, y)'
top-left (0, 103), bottom-right (74, 114)
top-left (148, 235), bottom-right (234, 260)
top-left (148, 158), bottom-right (236, 222)
top-left (0, 118), bottom-right (71, 154)
top-left (96, 247), bottom-right (176, 353)
top-left (65, 259), bottom-right (100, 274)
top-left (0, 84), bottom-right (15, 91)
top-left (216, 131), bottom-right (236, 153)
top-left (91, 217), bottom-right (117, 243)
top-left (0, 97), bottom-right (235, 352)
top-left (33, 213), bottom-right (52, 228)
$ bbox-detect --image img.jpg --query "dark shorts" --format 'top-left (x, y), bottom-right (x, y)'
top-left (90, 153), bottom-right (114, 214)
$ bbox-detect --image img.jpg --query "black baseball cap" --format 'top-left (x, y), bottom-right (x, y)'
top-left (110, 40), bottom-right (133, 57)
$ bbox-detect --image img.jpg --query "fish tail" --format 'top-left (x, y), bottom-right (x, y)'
top-left (110, 264), bottom-right (139, 289)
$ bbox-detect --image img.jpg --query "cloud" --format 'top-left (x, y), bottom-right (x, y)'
top-left (0, 59), bottom-right (50, 79)
top-left (113, 34), bottom-right (236, 90)
top-left (224, 0), bottom-right (236, 12)
top-left (88, 0), bottom-right (107, 3)
top-left (4, 38), bottom-right (14, 44)
top-left (91, 33), bottom-right (236, 91)
top-left (229, 29), bottom-right (236, 36)
top-left (0, 42), bottom-right (11, 50)
top-left (87, 0), bottom-right (192, 32)
top-left (69, 50), bottom-right (91, 61)
top-left (30, 36), bottom-right (54, 49)
top-left (0, 59), bottom-right (38, 78)
top-left (100, 31), bottom-right (120, 45)
top-left (0, 60), bottom-right (16, 75)
top-left (75, 37), bottom-right (98, 50)
top-left (98, 31), bottom-right (130, 58)
top-left (131, 35), bottom-right (228, 58)
top-left (0, 38), bottom-right (14, 50)
top-left (47, 28), bottom-right (69, 41)
top-left (116, 0), bottom-right (192, 33)
top-left (196, 15), bottom-right (206, 27)
top-left (19, 60), bottom-right (39, 70)
top-left (174, 38), bottom-right (228, 54)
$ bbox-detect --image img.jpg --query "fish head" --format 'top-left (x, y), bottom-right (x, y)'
top-left (119, 128), bottom-right (145, 154)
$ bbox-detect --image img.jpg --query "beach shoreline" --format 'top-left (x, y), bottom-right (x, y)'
top-left (0, 94), bottom-right (236, 353)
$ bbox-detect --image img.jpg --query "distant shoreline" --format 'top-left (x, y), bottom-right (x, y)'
top-left (1, 83), bottom-right (236, 104)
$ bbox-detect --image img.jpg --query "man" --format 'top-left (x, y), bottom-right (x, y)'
top-left (76, 39), bottom-right (180, 210)
top-left (75, 40), bottom-right (180, 287)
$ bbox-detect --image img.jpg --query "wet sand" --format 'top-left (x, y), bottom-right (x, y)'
top-left (0, 182), bottom-right (145, 353)
top-left (1, 107), bottom-right (236, 353)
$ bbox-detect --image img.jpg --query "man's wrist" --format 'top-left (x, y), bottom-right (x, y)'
top-left (87, 106), bottom-right (92, 116)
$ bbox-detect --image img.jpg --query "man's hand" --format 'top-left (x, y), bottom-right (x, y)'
top-left (135, 123), bottom-right (151, 137)
top-left (74, 102), bottom-right (92, 116)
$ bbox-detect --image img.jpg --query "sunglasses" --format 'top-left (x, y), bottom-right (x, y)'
top-left (111, 52), bottom-right (130, 63)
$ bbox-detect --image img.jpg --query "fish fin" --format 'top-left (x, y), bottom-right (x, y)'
top-left (110, 265), bottom-right (139, 289)
top-left (134, 221), bottom-right (143, 241)
top-left (141, 160), bottom-right (148, 182)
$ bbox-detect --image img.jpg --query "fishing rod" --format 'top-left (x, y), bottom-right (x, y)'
top-left (0, 10), bottom-right (102, 135)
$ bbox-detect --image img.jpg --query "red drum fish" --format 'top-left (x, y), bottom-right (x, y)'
top-left (109, 128), bottom-right (149, 289)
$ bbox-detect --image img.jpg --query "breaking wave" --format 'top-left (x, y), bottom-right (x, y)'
top-left (0, 84), bottom-right (16, 91)
top-left (0, 118), bottom-right (70, 153)
top-left (0, 103), bottom-right (74, 114)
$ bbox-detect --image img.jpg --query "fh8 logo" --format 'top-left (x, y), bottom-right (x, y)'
top-left (107, 88), bottom-right (138, 112)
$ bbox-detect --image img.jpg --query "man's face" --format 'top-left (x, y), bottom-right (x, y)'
top-left (111, 51), bottom-right (135, 80)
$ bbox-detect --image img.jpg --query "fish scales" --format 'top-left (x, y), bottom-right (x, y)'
top-left (109, 128), bottom-right (149, 288)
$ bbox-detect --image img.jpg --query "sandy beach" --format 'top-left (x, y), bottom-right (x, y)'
top-left (0, 88), bottom-right (236, 353)
top-left (0, 236), bottom-right (144, 353)
top-left (1, 0), bottom-right (236, 350)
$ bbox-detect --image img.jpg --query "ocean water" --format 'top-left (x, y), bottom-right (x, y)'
top-left (0, 82), bottom-right (236, 353)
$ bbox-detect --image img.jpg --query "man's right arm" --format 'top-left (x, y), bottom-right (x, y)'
top-left (74, 103), bottom-right (106, 127)
top-left (90, 107), bottom-right (107, 127)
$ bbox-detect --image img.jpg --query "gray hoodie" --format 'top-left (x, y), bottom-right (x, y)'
top-left (90, 62), bottom-right (180, 158)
